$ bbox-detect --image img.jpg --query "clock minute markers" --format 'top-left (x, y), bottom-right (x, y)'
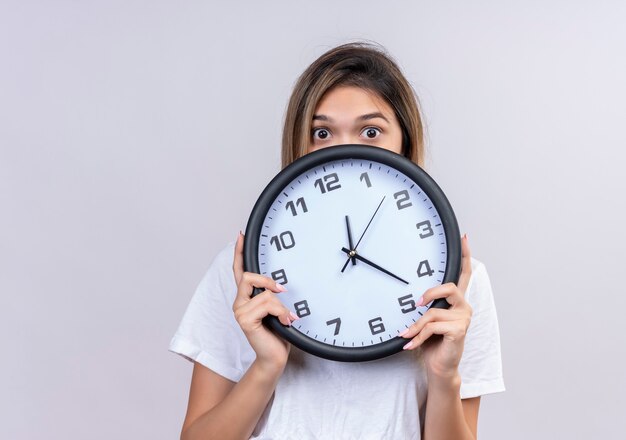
top-left (340, 247), bottom-right (409, 285)
top-left (248, 146), bottom-right (460, 362)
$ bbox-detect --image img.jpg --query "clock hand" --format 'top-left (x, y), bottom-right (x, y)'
top-left (341, 196), bottom-right (386, 272)
top-left (341, 247), bottom-right (409, 285)
top-left (353, 195), bottom-right (386, 250)
top-left (345, 215), bottom-right (356, 266)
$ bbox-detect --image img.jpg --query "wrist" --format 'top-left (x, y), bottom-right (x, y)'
top-left (427, 369), bottom-right (462, 393)
top-left (251, 356), bottom-right (288, 380)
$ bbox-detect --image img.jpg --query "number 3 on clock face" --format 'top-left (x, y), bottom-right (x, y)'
top-left (244, 145), bottom-right (461, 362)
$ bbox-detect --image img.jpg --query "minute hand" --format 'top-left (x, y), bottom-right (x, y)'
top-left (341, 247), bottom-right (409, 285)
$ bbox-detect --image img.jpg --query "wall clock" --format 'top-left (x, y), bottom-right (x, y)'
top-left (244, 145), bottom-right (461, 362)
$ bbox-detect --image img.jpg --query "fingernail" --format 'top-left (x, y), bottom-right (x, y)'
top-left (398, 328), bottom-right (409, 337)
top-left (289, 311), bottom-right (299, 321)
top-left (403, 341), bottom-right (413, 350)
top-left (286, 318), bottom-right (292, 327)
top-left (276, 283), bottom-right (288, 292)
top-left (463, 233), bottom-right (468, 241)
top-left (416, 296), bottom-right (424, 306)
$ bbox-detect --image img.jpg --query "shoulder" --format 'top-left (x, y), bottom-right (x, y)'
top-left (177, 241), bottom-right (238, 321)
top-left (459, 256), bottom-right (506, 398)
top-left (463, 257), bottom-right (501, 351)
top-left (469, 256), bottom-right (488, 285)
top-left (169, 241), bottom-right (254, 381)
top-left (209, 241), bottom-right (237, 278)
top-left (195, 241), bottom-right (237, 294)
top-left (465, 257), bottom-right (494, 309)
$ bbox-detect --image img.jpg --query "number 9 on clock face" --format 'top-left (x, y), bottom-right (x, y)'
top-left (244, 145), bottom-right (461, 362)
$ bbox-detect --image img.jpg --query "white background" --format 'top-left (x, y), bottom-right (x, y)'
top-left (1, 1), bottom-right (625, 439)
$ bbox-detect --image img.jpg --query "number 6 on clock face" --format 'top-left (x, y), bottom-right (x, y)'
top-left (244, 145), bottom-right (461, 362)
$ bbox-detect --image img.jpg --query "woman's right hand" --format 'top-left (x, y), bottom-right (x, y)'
top-left (232, 232), bottom-right (296, 374)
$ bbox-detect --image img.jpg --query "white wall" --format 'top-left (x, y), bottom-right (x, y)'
top-left (1, 1), bottom-right (624, 439)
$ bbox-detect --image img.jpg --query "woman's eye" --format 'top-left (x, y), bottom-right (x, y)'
top-left (312, 128), bottom-right (330, 140)
top-left (361, 127), bottom-right (381, 139)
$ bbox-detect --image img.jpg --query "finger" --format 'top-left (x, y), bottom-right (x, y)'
top-left (399, 308), bottom-right (464, 339)
top-left (233, 271), bottom-right (287, 309)
top-left (419, 282), bottom-right (468, 309)
top-left (403, 320), bottom-right (467, 350)
top-left (235, 290), bottom-right (296, 327)
top-left (238, 301), bottom-right (293, 327)
top-left (239, 272), bottom-right (287, 294)
top-left (233, 231), bottom-right (245, 284)
top-left (457, 233), bottom-right (472, 294)
top-left (403, 322), bottom-right (446, 350)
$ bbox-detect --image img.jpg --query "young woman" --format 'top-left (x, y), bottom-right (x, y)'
top-left (169, 42), bottom-right (505, 440)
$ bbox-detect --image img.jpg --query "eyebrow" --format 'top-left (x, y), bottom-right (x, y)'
top-left (312, 112), bottom-right (390, 123)
top-left (358, 112), bottom-right (390, 123)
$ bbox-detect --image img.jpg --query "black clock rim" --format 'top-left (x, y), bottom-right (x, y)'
top-left (244, 144), bottom-right (461, 362)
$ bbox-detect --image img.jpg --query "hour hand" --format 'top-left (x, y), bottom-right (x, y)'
top-left (340, 247), bottom-right (409, 285)
top-left (345, 215), bottom-right (356, 266)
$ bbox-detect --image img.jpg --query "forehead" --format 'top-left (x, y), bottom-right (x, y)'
top-left (314, 86), bottom-right (394, 116)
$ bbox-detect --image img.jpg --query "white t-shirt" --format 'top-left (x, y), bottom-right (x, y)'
top-left (169, 242), bottom-right (505, 439)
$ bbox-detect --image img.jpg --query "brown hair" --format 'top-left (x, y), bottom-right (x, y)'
top-left (281, 42), bottom-right (424, 168)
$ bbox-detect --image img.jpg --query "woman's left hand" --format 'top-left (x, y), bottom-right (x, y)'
top-left (400, 234), bottom-right (473, 379)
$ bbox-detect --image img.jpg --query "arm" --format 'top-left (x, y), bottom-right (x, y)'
top-left (180, 233), bottom-right (296, 440)
top-left (423, 375), bottom-right (480, 440)
top-left (180, 360), bottom-right (284, 440)
top-left (401, 235), bottom-right (480, 439)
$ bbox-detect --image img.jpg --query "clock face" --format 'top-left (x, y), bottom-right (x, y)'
top-left (244, 145), bottom-right (460, 362)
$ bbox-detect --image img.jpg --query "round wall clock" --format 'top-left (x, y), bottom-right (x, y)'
top-left (244, 145), bottom-right (461, 362)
